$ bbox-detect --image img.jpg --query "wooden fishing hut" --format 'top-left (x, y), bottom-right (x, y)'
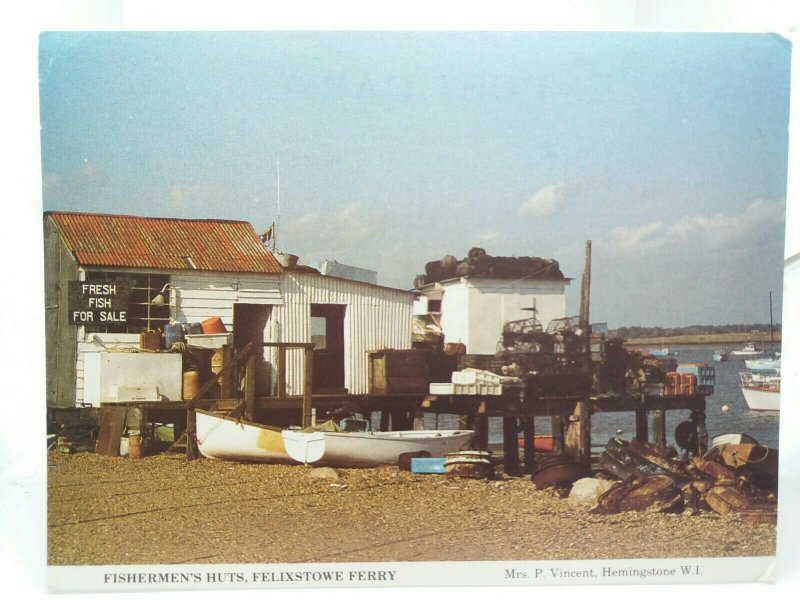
top-left (43, 211), bottom-right (416, 455)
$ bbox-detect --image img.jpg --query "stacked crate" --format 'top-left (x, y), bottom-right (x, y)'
top-left (429, 368), bottom-right (503, 395)
top-left (677, 363), bottom-right (715, 395)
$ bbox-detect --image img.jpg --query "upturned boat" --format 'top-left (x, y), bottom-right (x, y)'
top-left (282, 428), bottom-right (475, 467)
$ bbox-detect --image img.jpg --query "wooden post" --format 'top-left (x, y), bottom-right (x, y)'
top-left (577, 401), bottom-right (591, 470)
top-left (692, 406), bottom-right (708, 456)
top-left (244, 353), bottom-right (257, 421)
top-left (185, 407), bottom-right (197, 461)
top-left (579, 240), bottom-right (592, 327)
top-left (221, 344), bottom-right (236, 399)
top-left (412, 406), bottom-right (425, 430)
top-left (379, 411), bottom-right (390, 432)
top-left (652, 409), bottom-right (667, 448)
top-left (502, 416), bottom-right (521, 477)
top-left (635, 394), bottom-right (649, 443)
top-left (475, 414), bottom-right (489, 449)
top-left (302, 346), bottom-right (314, 428)
top-left (276, 346), bottom-right (286, 398)
top-left (551, 415), bottom-right (565, 454)
top-left (521, 417), bottom-right (535, 475)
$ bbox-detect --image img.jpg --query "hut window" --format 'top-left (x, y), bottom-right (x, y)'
top-left (84, 272), bottom-right (170, 334)
top-left (428, 299), bottom-right (442, 313)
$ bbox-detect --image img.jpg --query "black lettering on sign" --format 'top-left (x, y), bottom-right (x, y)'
top-left (68, 279), bottom-right (130, 324)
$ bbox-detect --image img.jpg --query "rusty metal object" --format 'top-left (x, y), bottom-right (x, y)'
top-left (445, 451), bottom-right (494, 479)
top-left (50, 212), bottom-right (282, 273)
top-left (593, 475), bottom-right (683, 514)
top-left (718, 443), bottom-right (778, 490)
top-left (531, 455), bottom-right (584, 490)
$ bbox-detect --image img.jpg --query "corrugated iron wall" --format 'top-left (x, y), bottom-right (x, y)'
top-left (268, 272), bottom-right (414, 395)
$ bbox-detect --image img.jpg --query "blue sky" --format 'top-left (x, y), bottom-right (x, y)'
top-left (38, 31), bottom-right (791, 327)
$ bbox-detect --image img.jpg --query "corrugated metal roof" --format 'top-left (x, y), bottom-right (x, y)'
top-left (48, 211), bottom-right (282, 274)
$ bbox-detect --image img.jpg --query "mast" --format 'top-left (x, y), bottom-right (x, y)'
top-left (769, 291), bottom-right (775, 357)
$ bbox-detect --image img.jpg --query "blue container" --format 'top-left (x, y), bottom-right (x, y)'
top-left (410, 457), bottom-right (447, 474)
top-left (163, 323), bottom-right (186, 349)
top-left (184, 322), bottom-right (203, 335)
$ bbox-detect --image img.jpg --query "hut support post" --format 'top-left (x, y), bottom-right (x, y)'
top-left (635, 395), bottom-right (649, 443)
top-left (521, 417), bottom-right (535, 474)
top-left (652, 409), bottom-right (667, 448)
top-left (302, 347), bottom-right (314, 428)
top-left (276, 346), bottom-right (286, 398)
top-left (475, 414), bottom-right (489, 449)
top-left (185, 408), bottom-right (197, 461)
top-left (691, 406), bottom-right (708, 456)
top-left (244, 353), bottom-right (257, 421)
top-left (502, 416), bottom-right (521, 477)
top-left (551, 416), bottom-right (565, 453)
top-left (412, 406), bottom-right (425, 430)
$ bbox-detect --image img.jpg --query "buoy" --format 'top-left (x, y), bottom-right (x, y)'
top-left (616, 429), bottom-right (623, 435)
top-left (721, 405), bottom-right (730, 413)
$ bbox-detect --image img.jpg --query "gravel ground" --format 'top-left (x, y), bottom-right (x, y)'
top-left (47, 452), bottom-right (776, 565)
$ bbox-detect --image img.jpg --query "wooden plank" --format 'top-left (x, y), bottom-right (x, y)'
top-left (96, 407), bottom-right (128, 456)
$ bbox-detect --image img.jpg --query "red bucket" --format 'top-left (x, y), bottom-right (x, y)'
top-left (201, 316), bottom-right (227, 334)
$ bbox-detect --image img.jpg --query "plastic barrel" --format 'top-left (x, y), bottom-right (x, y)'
top-left (183, 370), bottom-right (199, 401)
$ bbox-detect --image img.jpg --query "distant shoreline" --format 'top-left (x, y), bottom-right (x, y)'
top-left (622, 332), bottom-right (782, 346)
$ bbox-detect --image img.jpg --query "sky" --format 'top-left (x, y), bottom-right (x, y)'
top-left (38, 31), bottom-right (791, 328)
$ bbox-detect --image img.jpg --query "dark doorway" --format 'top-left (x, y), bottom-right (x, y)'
top-left (310, 304), bottom-right (346, 393)
top-left (233, 303), bottom-right (272, 394)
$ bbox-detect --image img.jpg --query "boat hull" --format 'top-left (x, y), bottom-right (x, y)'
top-left (744, 358), bottom-right (780, 371)
top-left (741, 386), bottom-right (780, 411)
top-left (283, 429), bottom-right (475, 467)
top-left (195, 409), bottom-right (295, 463)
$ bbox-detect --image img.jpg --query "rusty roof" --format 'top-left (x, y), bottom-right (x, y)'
top-left (47, 211), bottom-right (282, 274)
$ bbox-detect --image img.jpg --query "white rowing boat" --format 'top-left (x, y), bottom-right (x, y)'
top-left (195, 409), bottom-right (295, 463)
top-left (282, 429), bottom-right (475, 467)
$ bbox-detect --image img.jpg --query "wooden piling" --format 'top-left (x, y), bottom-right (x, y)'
top-left (502, 416), bottom-right (521, 477)
top-left (302, 346), bottom-right (314, 427)
top-left (244, 353), bottom-right (257, 421)
top-left (521, 417), bottom-right (535, 474)
top-left (652, 409), bottom-right (667, 448)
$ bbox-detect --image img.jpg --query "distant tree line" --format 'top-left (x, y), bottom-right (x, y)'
top-left (610, 323), bottom-right (782, 339)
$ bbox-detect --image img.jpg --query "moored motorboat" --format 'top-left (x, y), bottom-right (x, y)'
top-left (281, 429), bottom-right (475, 467)
top-left (739, 372), bottom-right (780, 411)
top-left (712, 350), bottom-right (728, 362)
top-left (194, 409), bottom-right (296, 463)
top-left (711, 432), bottom-right (759, 448)
top-left (730, 342), bottom-right (762, 356)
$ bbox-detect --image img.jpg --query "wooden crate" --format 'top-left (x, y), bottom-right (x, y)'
top-left (369, 349), bottom-right (431, 394)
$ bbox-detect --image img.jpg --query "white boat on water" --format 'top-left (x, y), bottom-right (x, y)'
top-left (282, 428), bottom-right (475, 467)
top-left (712, 350), bottom-right (728, 362)
top-left (730, 342), bottom-right (763, 357)
top-left (739, 372), bottom-right (780, 412)
top-left (195, 409), bottom-right (295, 463)
top-left (744, 356), bottom-right (781, 372)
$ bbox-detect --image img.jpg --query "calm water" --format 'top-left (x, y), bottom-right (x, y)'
top-left (421, 344), bottom-right (780, 450)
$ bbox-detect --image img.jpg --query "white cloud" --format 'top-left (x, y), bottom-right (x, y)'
top-left (168, 182), bottom-right (231, 209)
top-left (604, 198), bottom-right (786, 255)
top-left (517, 182), bottom-right (571, 218)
